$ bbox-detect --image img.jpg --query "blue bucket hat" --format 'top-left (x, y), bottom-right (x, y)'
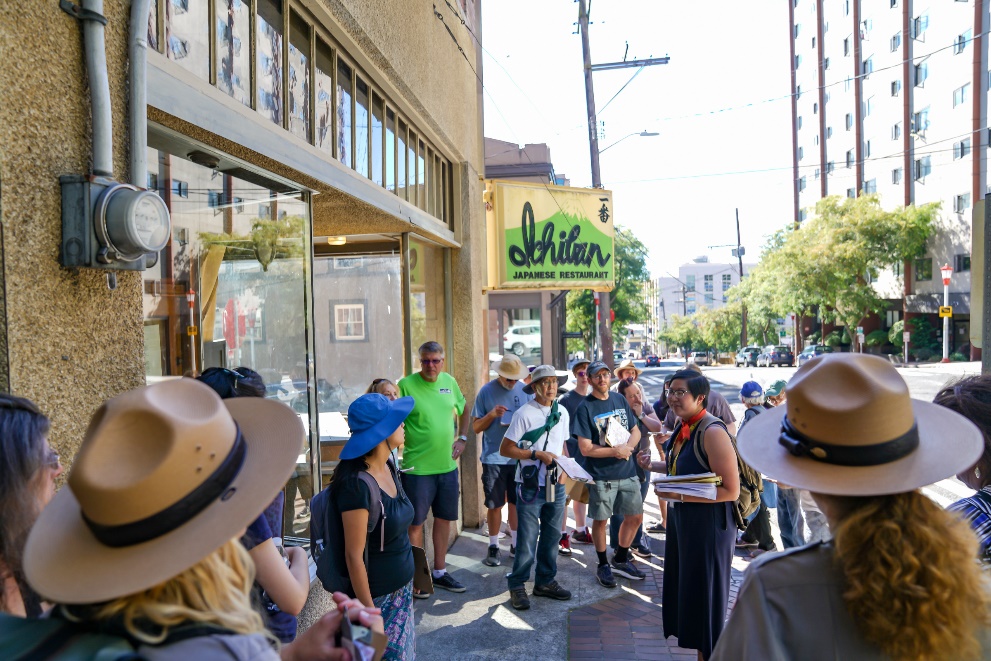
top-left (341, 393), bottom-right (415, 460)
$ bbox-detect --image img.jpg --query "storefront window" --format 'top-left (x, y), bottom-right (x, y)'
top-left (216, 0), bottom-right (250, 105)
top-left (165, 0), bottom-right (209, 80)
top-left (409, 239), bottom-right (448, 369)
top-left (256, 0), bottom-right (283, 126)
top-left (314, 39), bottom-right (334, 155)
top-left (288, 11), bottom-right (310, 142)
top-left (142, 145), bottom-right (312, 540)
top-left (312, 251), bottom-right (404, 487)
top-left (502, 308), bottom-right (542, 367)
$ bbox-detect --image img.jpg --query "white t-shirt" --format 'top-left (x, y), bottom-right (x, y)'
top-left (505, 399), bottom-right (571, 486)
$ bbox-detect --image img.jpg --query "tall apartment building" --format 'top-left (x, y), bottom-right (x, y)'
top-left (654, 259), bottom-right (755, 325)
top-left (789, 0), bottom-right (986, 356)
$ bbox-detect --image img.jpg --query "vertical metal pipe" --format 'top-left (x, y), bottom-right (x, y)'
top-left (130, 0), bottom-right (152, 186)
top-left (82, 0), bottom-right (114, 176)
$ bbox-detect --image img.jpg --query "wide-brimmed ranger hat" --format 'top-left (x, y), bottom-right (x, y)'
top-left (613, 359), bottom-right (644, 378)
top-left (341, 393), bottom-right (415, 460)
top-left (523, 365), bottom-right (569, 395)
top-left (490, 354), bottom-right (530, 381)
top-left (24, 379), bottom-right (304, 604)
top-left (737, 353), bottom-right (983, 496)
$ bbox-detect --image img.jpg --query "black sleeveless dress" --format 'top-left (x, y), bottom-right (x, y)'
top-left (662, 419), bottom-right (737, 658)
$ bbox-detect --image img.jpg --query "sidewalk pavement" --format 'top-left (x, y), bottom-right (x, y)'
top-left (410, 498), bottom-right (756, 661)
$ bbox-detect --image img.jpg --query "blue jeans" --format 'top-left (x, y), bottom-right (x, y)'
top-left (507, 483), bottom-right (566, 589)
top-left (776, 487), bottom-right (805, 549)
top-left (610, 478), bottom-right (650, 549)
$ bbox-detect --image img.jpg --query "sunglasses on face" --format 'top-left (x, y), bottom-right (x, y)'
top-left (577, 371), bottom-right (586, 377)
top-left (420, 358), bottom-right (443, 365)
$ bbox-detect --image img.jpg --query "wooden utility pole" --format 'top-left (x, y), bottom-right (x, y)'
top-left (577, 0), bottom-right (668, 368)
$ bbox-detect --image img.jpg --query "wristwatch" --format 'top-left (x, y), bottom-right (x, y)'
top-left (530, 449), bottom-right (537, 460)
top-left (457, 434), bottom-right (467, 443)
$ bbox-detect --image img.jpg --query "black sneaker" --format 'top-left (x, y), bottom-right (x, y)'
top-left (509, 586), bottom-right (530, 610)
top-left (596, 563), bottom-right (617, 588)
top-left (432, 572), bottom-right (466, 593)
top-left (509, 544), bottom-right (516, 556)
top-left (646, 521), bottom-right (666, 534)
top-left (631, 542), bottom-right (652, 558)
top-left (483, 545), bottom-right (501, 567)
top-left (533, 580), bottom-right (572, 601)
top-left (610, 557), bottom-right (647, 580)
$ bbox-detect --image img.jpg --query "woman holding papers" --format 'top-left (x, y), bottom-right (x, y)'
top-left (641, 369), bottom-right (739, 660)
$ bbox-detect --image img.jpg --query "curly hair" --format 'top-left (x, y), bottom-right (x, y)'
top-left (63, 539), bottom-right (270, 645)
top-left (829, 491), bottom-right (991, 660)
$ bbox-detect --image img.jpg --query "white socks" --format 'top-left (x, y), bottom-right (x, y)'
top-left (489, 535), bottom-right (499, 546)
top-left (432, 568), bottom-right (446, 579)
top-left (510, 530), bottom-right (518, 545)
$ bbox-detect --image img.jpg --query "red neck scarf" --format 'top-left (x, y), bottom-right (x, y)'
top-left (678, 408), bottom-right (708, 442)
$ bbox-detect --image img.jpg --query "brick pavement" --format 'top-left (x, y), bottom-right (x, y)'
top-left (566, 534), bottom-right (748, 660)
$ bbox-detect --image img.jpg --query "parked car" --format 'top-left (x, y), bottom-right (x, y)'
top-left (757, 345), bottom-right (795, 367)
top-left (644, 354), bottom-right (661, 367)
top-left (688, 351), bottom-right (709, 366)
top-left (735, 346), bottom-right (761, 367)
top-left (503, 323), bottom-right (541, 356)
top-left (797, 343), bottom-right (834, 366)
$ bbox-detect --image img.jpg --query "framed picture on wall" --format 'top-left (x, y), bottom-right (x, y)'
top-left (330, 300), bottom-right (368, 342)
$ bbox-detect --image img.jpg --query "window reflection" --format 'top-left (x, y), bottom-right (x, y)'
top-left (256, 0), bottom-right (283, 125)
top-left (165, 0), bottom-right (208, 80)
top-left (397, 120), bottom-right (407, 200)
top-left (315, 40), bottom-right (334, 155)
top-left (409, 240), bottom-right (447, 368)
top-left (288, 12), bottom-right (310, 142)
top-left (385, 109), bottom-right (396, 192)
top-left (355, 78), bottom-right (369, 179)
top-left (216, 0), bottom-right (250, 106)
top-left (143, 145), bottom-right (312, 539)
top-left (371, 94), bottom-right (384, 187)
top-left (148, 0), bottom-right (159, 52)
top-left (337, 60), bottom-right (353, 168)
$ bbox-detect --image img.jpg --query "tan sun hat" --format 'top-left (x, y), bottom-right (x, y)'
top-left (490, 354), bottom-right (530, 381)
top-left (23, 378), bottom-right (304, 604)
top-left (613, 358), bottom-right (643, 379)
top-left (737, 353), bottom-right (983, 496)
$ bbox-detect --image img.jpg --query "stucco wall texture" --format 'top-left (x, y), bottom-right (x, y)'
top-left (0, 0), bottom-right (146, 470)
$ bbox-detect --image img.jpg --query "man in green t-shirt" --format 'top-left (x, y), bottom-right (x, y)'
top-left (399, 341), bottom-right (471, 596)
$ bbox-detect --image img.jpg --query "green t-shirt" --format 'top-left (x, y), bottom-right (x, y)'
top-left (398, 372), bottom-right (467, 475)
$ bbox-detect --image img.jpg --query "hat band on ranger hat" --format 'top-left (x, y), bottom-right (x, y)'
top-left (82, 426), bottom-right (247, 548)
top-left (779, 416), bottom-right (919, 467)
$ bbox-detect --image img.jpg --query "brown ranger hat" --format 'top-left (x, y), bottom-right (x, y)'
top-left (737, 353), bottom-right (982, 496)
top-left (24, 378), bottom-right (303, 604)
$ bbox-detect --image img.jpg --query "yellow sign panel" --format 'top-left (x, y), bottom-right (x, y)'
top-left (939, 306), bottom-right (953, 318)
top-left (485, 180), bottom-right (615, 292)
top-left (187, 325), bottom-right (198, 335)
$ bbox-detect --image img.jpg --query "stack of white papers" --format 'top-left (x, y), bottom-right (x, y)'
top-left (603, 417), bottom-right (631, 447)
top-left (651, 472), bottom-right (722, 501)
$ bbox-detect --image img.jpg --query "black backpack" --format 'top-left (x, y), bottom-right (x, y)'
top-left (311, 458), bottom-right (403, 594)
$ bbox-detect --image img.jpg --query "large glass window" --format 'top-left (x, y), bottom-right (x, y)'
top-left (312, 251), bottom-right (404, 487)
top-left (385, 109), bottom-right (396, 192)
top-left (355, 78), bottom-right (370, 179)
top-left (337, 60), bottom-right (353, 168)
top-left (488, 305), bottom-right (542, 368)
top-left (143, 145), bottom-right (312, 540)
top-left (417, 140), bottom-right (426, 210)
top-left (397, 120), bottom-right (407, 200)
top-left (372, 94), bottom-right (384, 187)
top-left (408, 130), bottom-right (417, 204)
top-left (314, 39), bottom-right (334, 155)
top-left (256, 0), bottom-right (283, 125)
top-left (288, 11), bottom-right (310, 142)
top-left (165, 0), bottom-right (209, 80)
top-left (409, 239), bottom-right (448, 369)
top-left (216, 0), bottom-right (250, 105)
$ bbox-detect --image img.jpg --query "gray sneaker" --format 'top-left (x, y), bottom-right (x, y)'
top-left (483, 545), bottom-right (501, 567)
top-left (610, 557), bottom-right (647, 581)
top-left (533, 580), bottom-right (572, 601)
top-left (596, 563), bottom-right (617, 588)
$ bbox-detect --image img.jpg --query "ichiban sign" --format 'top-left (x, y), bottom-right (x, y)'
top-left (484, 180), bottom-right (615, 291)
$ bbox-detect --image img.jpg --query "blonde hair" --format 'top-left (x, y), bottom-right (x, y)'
top-left (65, 539), bottom-right (271, 645)
top-left (830, 491), bottom-right (991, 660)
top-left (366, 378), bottom-right (396, 395)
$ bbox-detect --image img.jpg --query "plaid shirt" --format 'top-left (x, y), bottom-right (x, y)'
top-left (949, 487), bottom-right (991, 564)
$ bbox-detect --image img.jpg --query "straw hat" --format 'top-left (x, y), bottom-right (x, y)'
top-left (490, 354), bottom-right (530, 381)
top-left (24, 379), bottom-right (303, 604)
top-left (737, 353), bottom-right (983, 496)
top-left (613, 359), bottom-right (643, 378)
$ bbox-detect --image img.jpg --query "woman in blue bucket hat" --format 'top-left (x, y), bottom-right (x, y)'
top-left (328, 393), bottom-right (417, 660)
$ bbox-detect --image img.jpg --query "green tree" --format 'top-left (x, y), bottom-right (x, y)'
top-left (658, 315), bottom-right (703, 357)
top-left (566, 226), bottom-right (650, 352)
top-left (696, 302), bottom-right (744, 353)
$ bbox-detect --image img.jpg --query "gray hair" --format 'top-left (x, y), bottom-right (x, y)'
top-left (742, 395), bottom-right (765, 407)
top-left (418, 341), bottom-right (445, 357)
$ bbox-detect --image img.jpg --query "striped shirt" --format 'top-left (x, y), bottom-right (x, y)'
top-left (949, 487), bottom-right (991, 564)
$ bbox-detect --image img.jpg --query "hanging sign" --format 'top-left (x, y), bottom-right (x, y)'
top-left (484, 180), bottom-right (615, 292)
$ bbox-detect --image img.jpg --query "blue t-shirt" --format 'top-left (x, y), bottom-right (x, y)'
top-left (241, 494), bottom-right (297, 644)
top-left (470, 379), bottom-right (532, 465)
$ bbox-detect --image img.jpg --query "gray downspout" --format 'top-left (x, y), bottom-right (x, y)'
top-left (81, 0), bottom-right (114, 176)
top-left (129, 0), bottom-right (152, 187)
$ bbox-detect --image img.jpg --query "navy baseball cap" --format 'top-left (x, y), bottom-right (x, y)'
top-left (586, 361), bottom-right (610, 377)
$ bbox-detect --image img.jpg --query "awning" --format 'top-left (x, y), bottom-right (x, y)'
top-left (905, 292), bottom-right (970, 314)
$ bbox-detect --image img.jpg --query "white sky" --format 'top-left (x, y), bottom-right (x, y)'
top-left (481, 1), bottom-right (797, 278)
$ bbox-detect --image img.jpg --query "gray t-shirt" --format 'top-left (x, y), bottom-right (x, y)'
top-left (471, 379), bottom-right (532, 465)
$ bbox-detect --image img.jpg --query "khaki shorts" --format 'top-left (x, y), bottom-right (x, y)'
top-left (588, 477), bottom-right (643, 521)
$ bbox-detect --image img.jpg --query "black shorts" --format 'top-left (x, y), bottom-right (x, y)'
top-left (401, 468), bottom-right (460, 525)
top-left (481, 463), bottom-right (518, 509)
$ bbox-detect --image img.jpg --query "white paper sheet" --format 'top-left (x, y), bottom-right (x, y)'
top-left (554, 455), bottom-right (595, 483)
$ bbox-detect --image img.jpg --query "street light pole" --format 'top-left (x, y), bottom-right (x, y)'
top-left (941, 263), bottom-right (953, 363)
